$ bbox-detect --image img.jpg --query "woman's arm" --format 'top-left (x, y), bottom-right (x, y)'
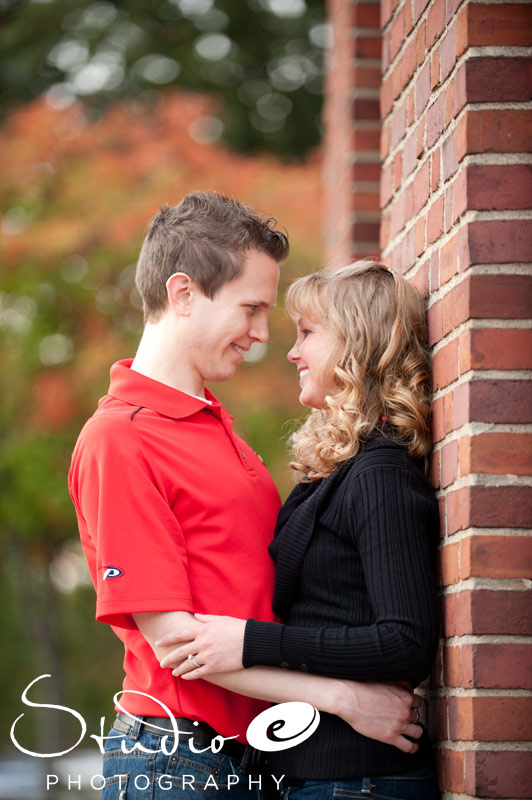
top-left (158, 464), bottom-right (439, 687)
top-left (133, 610), bottom-right (423, 754)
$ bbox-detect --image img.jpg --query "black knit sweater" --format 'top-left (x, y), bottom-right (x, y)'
top-left (243, 433), bottom-right (439, 779)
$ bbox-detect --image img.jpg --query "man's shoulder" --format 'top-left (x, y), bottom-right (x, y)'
top-left (75, 397), bottom-right (142, 453)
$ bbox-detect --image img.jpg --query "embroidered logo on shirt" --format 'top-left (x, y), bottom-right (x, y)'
top-left (99, 565), bottom-right (125, 580)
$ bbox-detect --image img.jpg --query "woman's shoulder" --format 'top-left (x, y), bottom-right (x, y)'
top-left (344, 428), bottom-right (430, 486)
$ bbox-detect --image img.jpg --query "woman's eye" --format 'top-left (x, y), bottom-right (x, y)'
top-left (301, 329), bottom-right (311, 337)
top-left (248, 305), bottom-right (259, 313)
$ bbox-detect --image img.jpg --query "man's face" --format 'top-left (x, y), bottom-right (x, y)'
top-left (185, 249), bottom-right (280, 385)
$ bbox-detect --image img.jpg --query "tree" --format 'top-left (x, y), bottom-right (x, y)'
top-left (0, 0), bottom-right (328, 156)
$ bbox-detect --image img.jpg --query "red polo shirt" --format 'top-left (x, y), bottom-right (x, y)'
top-left (69, 359), bottom-right (280, 742)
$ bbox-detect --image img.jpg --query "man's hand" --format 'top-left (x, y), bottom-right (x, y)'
top-left (156, 613), bottom-right (246, 680)
top-left (335, 680), bottom-right (423, 754)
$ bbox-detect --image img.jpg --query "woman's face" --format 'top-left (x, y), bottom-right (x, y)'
top-left (288, 315), bottom-right (341, 409)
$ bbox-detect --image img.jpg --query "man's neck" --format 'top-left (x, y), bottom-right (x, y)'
top-left (131, 317), bottom-right (205, 398)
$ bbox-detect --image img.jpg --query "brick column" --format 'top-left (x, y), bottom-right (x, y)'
top-left (323, 0), bottom-right (382, 263)
top-left (379, 0), bottom-right (532, 797)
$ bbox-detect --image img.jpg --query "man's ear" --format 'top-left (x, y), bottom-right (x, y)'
top-left (166, 272), bottom-right (194, 317)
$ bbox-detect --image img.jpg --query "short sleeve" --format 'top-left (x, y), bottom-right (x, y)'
top-left (69, 417), bottom-right (194, 629)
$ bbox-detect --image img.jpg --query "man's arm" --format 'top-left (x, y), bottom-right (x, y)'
top-left (132, 610), bottom-right (423, 755)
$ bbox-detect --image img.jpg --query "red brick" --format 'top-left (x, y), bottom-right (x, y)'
top-left (413, 160), bottom-right (430, 214)
top-left (440, 541), bottom-right (460, 585)
top-left (389, 7), bottom-right (405, 62)
top-left (415, 61), bottom-right (431, 118)
top-left (446, 0), bottom-right (465, 21)
top-left (452, 382), bottom-right (468, 429)
top-left (466, 56), bottom-right (532, 103)
top-left (433, 337), bottom-right (459, 389)
top-left (469, 380), bottom-right (532, 423)
top-left (460, 328), bottom-right (532, 372)
top-left (402, 129), bottom-right (418, 179)
top-left (381, 0), bottom-right (394, 27)
top-left (427, 196), bottom-right (444, 244)
top-left (449, 696), bottom-right (532, 741)
top-left (461, 109), bottom-right (532, 157)
top-left (443, 645), bottom-right (462, 686)
top-left (413, 0), bottom-right (430, 24)
top-left (431, 46), bottom-right (440, 90)
top-left (353, 220), bottom-right (380, 243)
top-left (391, 100), bottom-right (406, 148)
top-left (399, 38), bottom-right (417, 93)
top-left (407, 88), bottom-right (415, 126)
top-left (440, 20), bottom-right (457, 81)
top-left (442, 280), bottom-right (469, 335)
top-left (440, 233), bottom-right (458, 285)
top-left (462, 534), bottom-right (532, 579)
top-left (381, 120), bottom-right (390, 159)
top-left (353, 64), bottom-right (382, 90)
top-left (465, 750), bottom-right (532, 798)
top-left (469, 274), bottom-right (532, 318)
top-left (452, 64), bottom-right (467, 119)
top-left (393, 152), bottom-right (402, 189)
top-left (431, 148), bottom-right (440, 191)
top-left (467, 164), bottom-right (532, 211)
top-left (353, 98), bottom-right (381, 122)
top-left (381, 75), bottom-right (395, 120)
top-left (380, 162), bottom-right (394, 208)
top-left (427, 299), bottom-right (443, 346)
top-left (415, 217), bottom-right (426, 257)
top-left (355, 35), bottom-right (381, 59)
top-left (470, 643), bottom-right (532, 689)
top-left (426, 93), bottom-right (444, 148)
top-left (472, 432), bottom-right (532, 476)
top-left (352, 162), bottom-right (380, 183)
top-left (353, 127), bottom-right (381, 152)
top-left (466, 220), bottom-right (532, 267)
top-left (470, 588), bottom-right (532, 635)
top-left (430, 249), bottom-right (440, 292)
top-left (427, 0), bottom-right (445, 46)
top-left (442, 129), bottom-right (458, 180)
top-left (442, 748), bottom-right (465, 793)
top-left (416, 20), bottom-right (426, 67)
top-left (451, 168), bottom-right (467, 223)
top-left (355, 3), bottom-right (381, 28)
top-left (469, 485), bottom-right (532, 529)
top-left (466, 3), bottom-right (532, 47)
top-left (411, 259), bottom-right (429, 297)
top-left (443, 392), bottom-right (453, 434)
top-left (432, 395), bottom-right (444, 442)
top-left (441, 441), bottom-right (458, 489)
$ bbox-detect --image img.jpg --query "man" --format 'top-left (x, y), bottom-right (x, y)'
top-left (69, 192), bottom-right (421, 798)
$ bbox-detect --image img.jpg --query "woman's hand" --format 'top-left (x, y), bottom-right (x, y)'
top-left (335, 680), bottom-right (423, 754)
top-left (156, 614), bottom-right (246, 680)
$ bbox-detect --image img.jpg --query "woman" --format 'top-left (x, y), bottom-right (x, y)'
top-left (159, 262), bottom-right (440, 798)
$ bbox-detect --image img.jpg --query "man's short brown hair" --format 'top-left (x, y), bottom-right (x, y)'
top-left (135, 191), bottom-right (289, 321)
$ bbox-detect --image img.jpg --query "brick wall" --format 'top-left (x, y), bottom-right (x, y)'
top-left (325, 0), bottom-right (532, 796)
top-left (323, 0), bottom-right (382, 263)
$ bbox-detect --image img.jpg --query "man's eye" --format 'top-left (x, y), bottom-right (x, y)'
top-left (248, 305), bottom-right (259, 313)
top-left (302, 329), bottom-right (311, 336)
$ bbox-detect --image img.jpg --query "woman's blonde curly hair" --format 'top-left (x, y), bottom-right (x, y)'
top-left (286, 261), bottom-right (432, 481)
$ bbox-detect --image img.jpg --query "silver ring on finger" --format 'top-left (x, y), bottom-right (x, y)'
top-left (188, 653), bottom-right (201, 669)
top-left (413, 707), bottom-right (420, 724)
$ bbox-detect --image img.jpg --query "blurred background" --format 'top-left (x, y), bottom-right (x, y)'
top-left (0, 0), bottom-right (326, 795)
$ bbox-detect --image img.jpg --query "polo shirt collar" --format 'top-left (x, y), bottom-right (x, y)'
top-left (108, 359), bottom-right (223, 420)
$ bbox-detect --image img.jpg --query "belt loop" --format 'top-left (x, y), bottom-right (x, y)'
top-left (130, 716), bottom-right (143, 740)
top-left (361, 776), bottom-right (372, 793)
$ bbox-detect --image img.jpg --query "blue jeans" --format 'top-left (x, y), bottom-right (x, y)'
top-left (280, 766), bottom-right (439, 800)
top-left (101, 719), bottom-right (261, 798)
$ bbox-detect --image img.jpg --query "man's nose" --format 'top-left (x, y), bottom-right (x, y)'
top-left (249, 314), bottom-right (269, 343)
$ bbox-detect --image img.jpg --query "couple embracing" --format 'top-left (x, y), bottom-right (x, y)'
top-left (69, 191), bottom-right (440, 800)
